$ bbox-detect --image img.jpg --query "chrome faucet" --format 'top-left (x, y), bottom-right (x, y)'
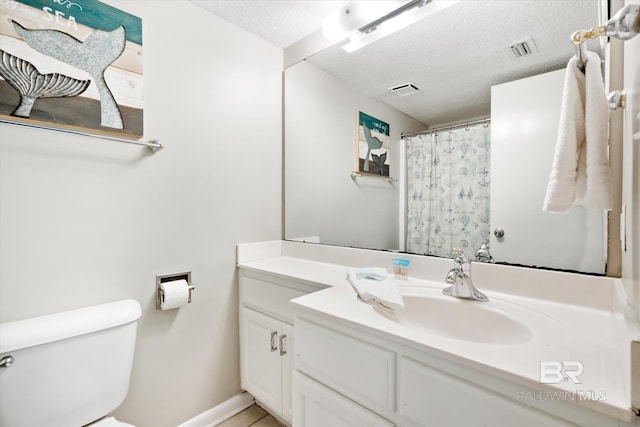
top-left (443, 249), bottom-right (489, 301)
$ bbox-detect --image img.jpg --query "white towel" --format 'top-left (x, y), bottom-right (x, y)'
top-left (543, 51), bottom-right (612, 212)
top-left (347, 268), bottom-right (404, 315)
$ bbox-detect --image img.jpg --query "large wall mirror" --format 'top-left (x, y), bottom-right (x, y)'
top-left (284, 0), bottom-right (614, 275)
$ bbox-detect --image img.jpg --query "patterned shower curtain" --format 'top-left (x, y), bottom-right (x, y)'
top-left (405, 123), bottom-right (491, 260)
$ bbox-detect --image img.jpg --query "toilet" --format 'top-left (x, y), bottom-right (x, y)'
top-left (0, 299), bottom-right (141, 427)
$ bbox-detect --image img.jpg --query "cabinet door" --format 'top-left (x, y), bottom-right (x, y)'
top-left (296, 318), bottom-right (396, 412)
top-left (281, 322), bottom-right (295, 422)
top-left (241, 308), bottom-right (282, 412)
top-left (398, 357), bottom-right (575, 427)
top-left (293, 371), bottom-right (394, 427)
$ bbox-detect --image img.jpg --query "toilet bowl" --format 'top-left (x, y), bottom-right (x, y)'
top-left (0, 299), bottom-right (141, 427)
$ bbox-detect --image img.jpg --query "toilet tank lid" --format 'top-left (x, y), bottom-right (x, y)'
top-left (0, 299), bottom-right (141, 353)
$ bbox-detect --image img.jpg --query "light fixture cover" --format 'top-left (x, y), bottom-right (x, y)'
top-left (342, 1), bottom-right (459, 53)
top-left (322, 1), bottom-right (404, 42)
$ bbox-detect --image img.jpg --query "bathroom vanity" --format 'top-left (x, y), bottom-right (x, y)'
top-left (239, 265), bottom-right (325, 423)
top-left (237, 240), bottom-right (640, 427)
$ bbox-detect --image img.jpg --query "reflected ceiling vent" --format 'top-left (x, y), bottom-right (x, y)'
top-left (505, 37), bottom-right (539, 59)
top-left (388, 82), bottom-right (421, 97)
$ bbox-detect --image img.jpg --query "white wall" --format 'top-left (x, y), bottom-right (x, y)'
top-left (0, 2), bottom-right (282, 426)
top-left (284, 60), bottom-right (424, 251)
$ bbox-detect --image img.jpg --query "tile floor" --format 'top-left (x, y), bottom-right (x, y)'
top-left (217, 404), bottom-right (284, 427)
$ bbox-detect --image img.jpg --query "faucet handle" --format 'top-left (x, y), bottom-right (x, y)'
top-left (451, 248), bottom-right (468, 265)
top-left (446, 249), bottom-right (465, 284)
top-left (474, 239), bottom-right (494, 263)
top-left (445, 269), bottom-right (458, 284)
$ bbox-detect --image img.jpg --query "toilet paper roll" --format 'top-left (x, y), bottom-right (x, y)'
top-left (160, 279), bottom-right (190, 310)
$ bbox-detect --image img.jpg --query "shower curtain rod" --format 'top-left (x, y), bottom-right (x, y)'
top-left (401, 117), bottom-right (490, 138)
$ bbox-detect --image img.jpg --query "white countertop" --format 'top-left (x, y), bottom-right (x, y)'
top-left (237, 241), bottom-right (639, 423)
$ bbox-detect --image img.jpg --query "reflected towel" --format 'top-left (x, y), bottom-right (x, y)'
top-left (543, 51), bottom-right (612, 212)
top-left (347, 268), bottom-right (404, 315)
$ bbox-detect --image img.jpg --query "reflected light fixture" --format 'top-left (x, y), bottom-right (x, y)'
top-left (327, 0), bottom-right (459, 53)
top-left (322, 1), bottom-right (404, 42)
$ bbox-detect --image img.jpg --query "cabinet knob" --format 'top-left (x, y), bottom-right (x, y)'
top-left (270, 331), bottom-right (278, 352)
top-left (0, 355), bottom-right (14, 368)
top-left (494, 228), bottom-right (505, 238)
top-left (279, 334), bottom-right (287, 356)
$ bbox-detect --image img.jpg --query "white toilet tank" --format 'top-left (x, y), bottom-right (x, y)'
top-left (0, 299), bottom-right (141, 427)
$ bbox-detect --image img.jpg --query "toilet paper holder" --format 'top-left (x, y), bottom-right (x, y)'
top-left (156, 271), bottom-right (195, 309)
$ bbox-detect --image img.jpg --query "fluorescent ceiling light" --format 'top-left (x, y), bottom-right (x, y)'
top-left (342, 0), bottom-right (459, 53)
top-left (322, 1), bottom-right (405, 42)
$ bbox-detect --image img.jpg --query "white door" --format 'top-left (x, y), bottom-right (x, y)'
top-left (240, 308), bottom-right (282, 412)
top-left (622, 0), bottom-right (640, 336)
top-left (490, 69), bottom-right (605, 273)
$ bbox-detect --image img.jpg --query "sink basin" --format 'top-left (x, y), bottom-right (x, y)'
top-left (394, 287), bottom-right (534, 345)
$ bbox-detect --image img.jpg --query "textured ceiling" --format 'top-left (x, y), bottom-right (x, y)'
top-left (189, 0), bottom-right (345, 49)
top-left (189, 0), bottom-right (604, 126)
top-left (307, 0), bottom-right (604, 125)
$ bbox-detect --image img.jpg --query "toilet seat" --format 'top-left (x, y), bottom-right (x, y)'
top-left (88, 416), bottom-right (135, 426)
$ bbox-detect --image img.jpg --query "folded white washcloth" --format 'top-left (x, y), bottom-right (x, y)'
top-left (580, 51), bottom-right (611, 210)
top-left (347, 268), bottom-right (404, 315)
top-left (543, 51), bottom-right (611, 212)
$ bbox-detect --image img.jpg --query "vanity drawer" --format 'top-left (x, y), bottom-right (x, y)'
top-left (293, 371), bottom-right (394, 427)
top-left (398, 356), bottom-right (575, 427)
top-left (240, 273), bottom-right (309, 323)
top-left (295, 317), bottom-right (396, 412)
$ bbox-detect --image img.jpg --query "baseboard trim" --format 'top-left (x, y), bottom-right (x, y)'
top-left (177, 392), bottom-right (255, 427)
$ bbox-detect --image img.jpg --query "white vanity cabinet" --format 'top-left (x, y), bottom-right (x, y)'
top-left (238, 269), bottom-right (323, 424)
top-left (237, 242), bottom-right (637, 427)
top-left (294, 313), bottom-right (614, 427)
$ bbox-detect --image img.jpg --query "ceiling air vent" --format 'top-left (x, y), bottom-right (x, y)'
top-left (388, 82), bottom-right (420, 97)
top-left (505, 37), bottom-right (538, 59)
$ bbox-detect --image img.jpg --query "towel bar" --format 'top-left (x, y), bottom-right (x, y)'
top-left (350, 171), bottom-right (397, 184)
top-left (572, 4), bottom-right (639, 45)
top-left (0, 118), bottom-right (163, 151)
top-left (607, 90), bottom-right (626, 110)
top-left (572, 4), bottom-right (639, 71)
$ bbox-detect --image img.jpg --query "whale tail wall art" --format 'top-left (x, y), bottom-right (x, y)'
top-left (357, 111), bottom-right (390, 177)
top-left (0, 49), bottom-right (91, 118)
top-left (0, 0), bottom-right (143, 138)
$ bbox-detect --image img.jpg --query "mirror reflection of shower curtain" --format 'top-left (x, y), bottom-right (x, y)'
top-left (405, 123), bottom-right (491, 259)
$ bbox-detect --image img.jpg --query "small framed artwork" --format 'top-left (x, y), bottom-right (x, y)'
top-left (0, 0), bottom-right (143, 138)
top-left (357, 111), bottom-right (390, 176)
